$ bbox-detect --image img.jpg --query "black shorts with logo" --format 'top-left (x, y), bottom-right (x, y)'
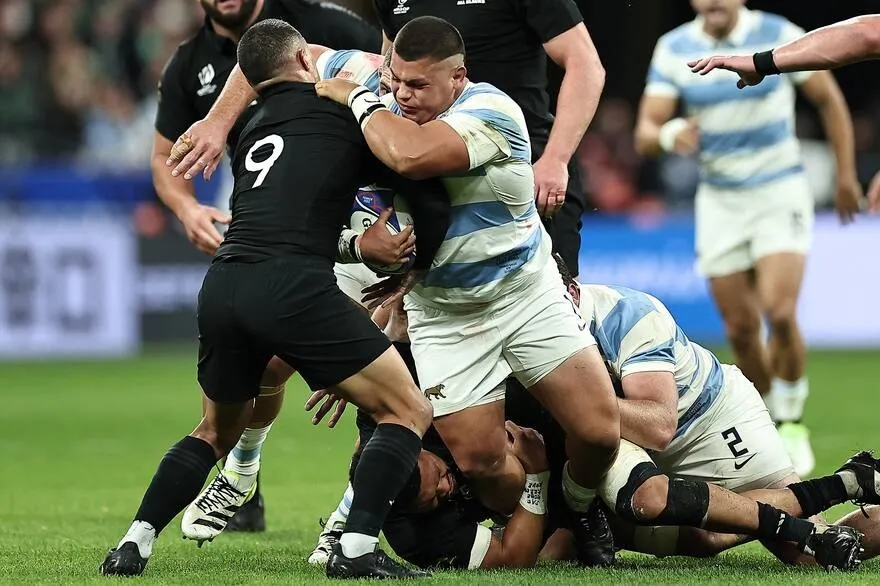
top-left (196, 256), bottom-right (390, 403)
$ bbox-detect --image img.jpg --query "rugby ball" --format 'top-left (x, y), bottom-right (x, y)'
top-left (350, 186), bottom-right (416, 275)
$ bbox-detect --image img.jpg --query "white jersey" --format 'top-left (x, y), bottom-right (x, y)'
top-left (645, 8), bottom-right (812, 190)
top-left (578, 284), bottom-right (724, 440)
top-left (315, 48), bottom-right (383, 92)
top-left (386, 83), bottom-right (548, 311)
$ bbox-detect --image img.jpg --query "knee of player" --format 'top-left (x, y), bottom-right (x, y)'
top-left (765, 302), bottom-right (798, 335)
top-left (630, 476), bottom-right (671, 523)
top-left (190, 427), bottom-right (238, 459)
top-left (455, 442), bottom-right (507, 481)
top-left (724, 314), bottom-right (762, 345)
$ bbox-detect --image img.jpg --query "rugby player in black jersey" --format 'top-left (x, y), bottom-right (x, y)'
top-left (101, 19), bottom-right (449, 580)
top-left (152, 0), bottom-right (380, 533)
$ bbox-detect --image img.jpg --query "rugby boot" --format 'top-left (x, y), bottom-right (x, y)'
top-left (569, 499), bottom-right (616, 567)
top-left (326, 543), bottom-right (430, 579)
top-left (804, 524), bottom-right (863, 571)
top-left (836, 451), bottom-right (880, 510)
top-left (100, 542), bottom-right (148, 577)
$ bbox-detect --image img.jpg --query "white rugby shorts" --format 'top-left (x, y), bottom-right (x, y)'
top-left (695, 173), bottom-right (814, 278)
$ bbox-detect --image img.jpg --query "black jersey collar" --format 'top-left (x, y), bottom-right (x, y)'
top-left (258, 80), bottom-right (316, 98)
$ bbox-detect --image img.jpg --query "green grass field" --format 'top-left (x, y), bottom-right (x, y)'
top-left (2, 346), bottom-right (879, 584)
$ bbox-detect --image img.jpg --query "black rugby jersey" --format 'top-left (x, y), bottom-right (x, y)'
top-left (373, 0), bottom-right (582, 143)
top-left (218, 81), bottom-right (449, 269)
top-left (155, 0), bottom-right (381, 152)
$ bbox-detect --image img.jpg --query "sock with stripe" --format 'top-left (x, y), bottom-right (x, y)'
top-left (223, 424), bottom-right (272, 491)
top-left (756, 502), bottom-right (814, 551)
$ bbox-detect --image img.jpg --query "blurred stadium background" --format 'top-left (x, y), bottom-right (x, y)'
top-left (2, 1), bottom-right (880, 583)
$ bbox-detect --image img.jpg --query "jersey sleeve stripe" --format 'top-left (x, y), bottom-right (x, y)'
top-left (322, 49), bottom-right (357, 80)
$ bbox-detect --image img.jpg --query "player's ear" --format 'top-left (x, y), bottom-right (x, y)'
top-left (296, 47), bottom-right (314, 78)
top-left (452, 64), bottom-right (466, 87)
top-left (568, 282), bottom-right (580, 305)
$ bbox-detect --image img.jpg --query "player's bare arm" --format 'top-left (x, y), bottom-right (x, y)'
top-left (169, 45), bottom-right (335, 181)
top-left (617, 371), bottom-right (678, 451)
top-left (689, 16), bottom-right (880, 86)
top-left (534, 23), bottom-right (604, 217)
top-left (316, 78), bottom-right (470, 180)
top-left (634, 94), bottom-right (698, 157)
top-left (797, 71), bottom-right (863, 223)
top-left (478, 423), bottom-right (549, 569)
top-left (151, 132), bottom-right (230, 255)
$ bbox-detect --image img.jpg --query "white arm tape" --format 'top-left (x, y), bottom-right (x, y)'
top-left (336, 228), bottom-right (362, 264)
top-left (519, 471), bottom-right (550, 516)
top-left (347, 85), bottom-right (387, 131)
top-left (658, 117), bottom-right (689, 153)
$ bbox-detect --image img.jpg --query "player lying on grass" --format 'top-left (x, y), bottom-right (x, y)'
top-left (306, 255), bottom-right (878, 571)
top-left (311, 375), bottom-right (877, 572)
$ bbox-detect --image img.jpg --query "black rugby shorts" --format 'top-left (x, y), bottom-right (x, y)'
top-left (196, 256), bottom-right (391, 403)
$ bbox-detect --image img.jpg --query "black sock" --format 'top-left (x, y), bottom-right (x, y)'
top-left (391, 341), bottom-right (419, 386)
top-left (756, 502), bottom-right (814, 550)
top-left (134, 436), bottom-right (217, 533)
top-left (345, 423), bottom-right (421, 537)
top-left (788, 476), bottom-right (849, 517)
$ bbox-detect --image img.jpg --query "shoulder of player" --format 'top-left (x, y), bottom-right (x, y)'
top-left (450, 82), bottom-right (521, 114)
top-left (654, 20), bottom-right (702, 56)
top-left (746, 9), bottom-right (801, 38)
top-left (275, 0), bottom-right (367, 29)
top-left (160, 30), bottom-right (206, 77)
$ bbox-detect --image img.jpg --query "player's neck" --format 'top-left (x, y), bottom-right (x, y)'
top-left (254, 71), bottom-right (317, 92)
top-left (211, 0), bottom-right (265, 43)
top-left (702, 12), bottom-right (739, 41)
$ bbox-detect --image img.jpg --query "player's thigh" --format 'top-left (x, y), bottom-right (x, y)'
top-left (432, 399), bottom-right (509, 472)
top-left (708, 270), bottom-right (762, 334)
top-left (694, 187), bottom-right (754, 279)
top-left (657, 365), bottom-right (794, 491)
top-left (750, 177), bottom-right (814, 267)
top-left (330, 346), bottom-right (430, 430)
top-left (755, 252), bottom-right (806, 321)
top-left (405, 300), bottom-right (508, 418)
top-left (197, 263), bottom-right (273, 405)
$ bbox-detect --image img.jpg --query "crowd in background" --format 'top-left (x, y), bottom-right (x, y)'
top-left (1, 0), bottom-right (878, 212)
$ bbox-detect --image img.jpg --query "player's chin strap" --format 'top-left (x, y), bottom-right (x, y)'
top-left (614, 462), bottom-right (709, 528)
top-left (336, 228), bottom-right (363, 264)
top-left (347, 85), bottom-right (387, 131)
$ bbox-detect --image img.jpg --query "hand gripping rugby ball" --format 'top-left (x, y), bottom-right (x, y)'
top-left (350, 186), bottom-right (416, 275)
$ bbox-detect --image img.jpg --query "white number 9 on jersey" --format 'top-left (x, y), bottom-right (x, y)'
top-left (245, 134), bottom-right (284, 188)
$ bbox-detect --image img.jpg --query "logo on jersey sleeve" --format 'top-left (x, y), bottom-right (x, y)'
top-left (197, 64), bottom-right (217, 97)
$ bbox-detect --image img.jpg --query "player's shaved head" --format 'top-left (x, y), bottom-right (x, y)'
top-left (393, 16), bottom-right (465, 64)
top-left (237, 18), bottom-right (309, 87)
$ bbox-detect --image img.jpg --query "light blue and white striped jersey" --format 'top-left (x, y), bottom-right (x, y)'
top-left (315, 49), bottom-right (383, 92)
top-left (579, 284), bottom-right (724, 440)
top-left (645, 9), bottom-right (813, 190)
top-left (391, 82), bottom-right (549, 310)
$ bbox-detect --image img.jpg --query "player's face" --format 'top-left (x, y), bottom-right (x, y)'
top-left (690, 0), bottom-right (744, 35)
top-left (409, 450), bottom-right (458, 513)
top-left (199, 0), bottom-right (259, 30)
top-left (389, 52), bottom-right (467, 125)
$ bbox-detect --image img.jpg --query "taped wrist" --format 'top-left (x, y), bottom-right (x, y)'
top-left (347, 85), bottom-right (386, 131)
top-left (336, 228), bottom-right (362, 263)
top-left (520, 471), bottom-right (550, 515)
top-left (753, 50), bottom-right (781, 76)
top-left (658, 118), bottom-right (689, 152)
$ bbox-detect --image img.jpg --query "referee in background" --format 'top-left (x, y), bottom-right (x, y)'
top-left (149, 0), bottom-right (381, 532)
top-left (373, 0), bottom-right (603, 278)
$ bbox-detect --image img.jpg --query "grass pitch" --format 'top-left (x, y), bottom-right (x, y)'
top-left (2, 346), bottom-right (879, 584)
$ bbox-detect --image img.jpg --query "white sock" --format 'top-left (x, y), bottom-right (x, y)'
top-left (225, 424), bottom-right (273, 477)
top-left (339, 532), bottom-right (379, 558)
top-left (768, 377), bottom-right (809, 422)
top-left (326, 483), bottom-right (354, 530)
top-left (561, 461), bottom-right (596, 513)
top-left (118, 520), bottom-right (156, 559)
